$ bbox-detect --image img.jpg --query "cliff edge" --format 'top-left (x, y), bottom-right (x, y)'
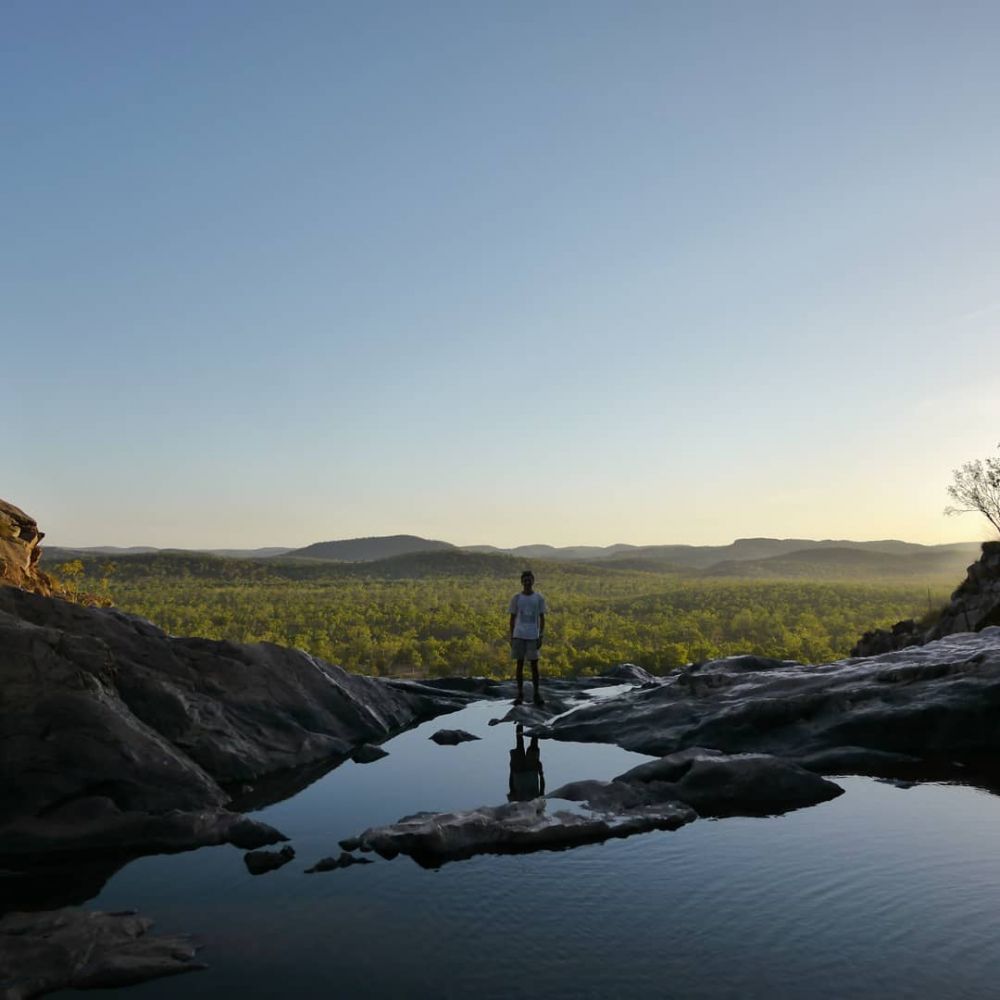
top-left (853, 540), bottom-right (1000, 656)
top-left (0, 499), bottom-right (58, 597)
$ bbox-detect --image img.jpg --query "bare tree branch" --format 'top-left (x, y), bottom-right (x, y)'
top-left (944, 445), bottom-right (1000, 535)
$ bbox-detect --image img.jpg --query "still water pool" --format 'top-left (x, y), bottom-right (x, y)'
top-left (71, 697), bottom-right (1000, 999)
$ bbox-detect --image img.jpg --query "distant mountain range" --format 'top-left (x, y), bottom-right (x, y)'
top-left (43, 545), bottom-right (293, 560)
top-left (41, 534), bottom-right (984, 582)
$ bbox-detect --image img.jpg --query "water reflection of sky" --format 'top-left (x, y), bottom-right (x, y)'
top-left (81, 699), bottom-right (1000, 999)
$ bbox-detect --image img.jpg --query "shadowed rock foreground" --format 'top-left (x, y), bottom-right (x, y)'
top-left (0, 586), bottom-right (471, 860)
top-left (0, 908), bottom-right (203, 998)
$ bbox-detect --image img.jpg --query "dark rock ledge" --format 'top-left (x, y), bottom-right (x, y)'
top-left (0, 585), bottom-right (471, 861)
top-left (536, 628), bottom-right (1000, 769)
top-left (0, 907), bottom-right (204, 998)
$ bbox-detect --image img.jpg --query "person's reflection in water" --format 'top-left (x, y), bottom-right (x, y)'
top-left (508, 723), bottom-right (545, 802)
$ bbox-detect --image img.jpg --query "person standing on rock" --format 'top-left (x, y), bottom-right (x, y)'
top-left (509, 570), bottom-right (546, 705)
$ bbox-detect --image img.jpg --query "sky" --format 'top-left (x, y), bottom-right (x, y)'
top-left (4, 0), bottom-right (1000, 548)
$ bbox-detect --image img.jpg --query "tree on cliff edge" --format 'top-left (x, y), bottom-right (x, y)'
top-left (945, 445), bottom-right (1000, 535)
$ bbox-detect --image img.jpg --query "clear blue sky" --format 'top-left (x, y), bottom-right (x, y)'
top-left (5, 1), bottom-right (999, 547)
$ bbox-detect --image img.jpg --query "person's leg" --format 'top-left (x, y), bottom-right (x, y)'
top-left (515, 659), bottom-right (525, 703)
top-left (530, 657), bottom-right (542, 704)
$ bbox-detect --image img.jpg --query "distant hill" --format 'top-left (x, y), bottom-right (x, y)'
top-left (44, 545), bottom-right (160, 557)
top-left (702, 545), bottom-right (979, 580)
top-left (601, 538), bottom-right (981, 572)
top-left (335, 549), bottom-right (525, 578)
top-left (463, 543), bottom-right (637, 560)
top-left (41, 534), bottom-right (983, 583)
top-left (43, 545), bottom-right (292, 562)
top-left (284, 534), bottom-right (456, 562)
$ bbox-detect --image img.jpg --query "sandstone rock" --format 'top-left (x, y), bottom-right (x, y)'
top-left (0, 807), bottom-right (285, 858)
top-left (600, 662), bottom-right (658, 684)
top-left (551, 750), bottom-right (843, 819)
top-left (545, 628), bottom-right (1000, 765)
top-left (852, 541), bottom-right (1000, 656)
top-left (344, 798), bottom-right (696, 867)
top-left (0, 499), bottom-right (57, 598)
top-left (244, 845), bottom-right (295, 875)
top-left (0, 585), bottom-right (466, 859)
top-left (429, 729), bottom-right (481, 745)
top-left (0, 907), bottom-right (204, 998)
top-left (487, 694), bottom-right (574, 726)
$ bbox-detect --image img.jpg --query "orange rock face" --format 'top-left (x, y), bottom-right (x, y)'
top-left (0, 498), bottom-right (58, 597)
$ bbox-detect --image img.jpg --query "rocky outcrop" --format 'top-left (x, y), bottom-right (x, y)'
top-left (0, 585), bottom-right (467, 859)
top-left (0, 907), bottom-right (204, 997)
top-left (340, 750), bottom-right (840, 867)
top-left (0, 500), bottom-right (58, 598)
top-left (853, 541), bottom-right (1000, 656)
top-left (340, 797), bottom-right (697, 867)
top-left (600, 662), bottom-right (657, 684)
top-left (243, 846), bottom-right (295, 875)
top-left (539, 629), bottom-right (1000, 768)
top-left (429, 729), bottom-right (480, 745)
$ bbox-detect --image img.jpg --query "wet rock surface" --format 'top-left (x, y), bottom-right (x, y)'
top-left (0, 585), bottom-right (467, 859)
top-left (544, 629), bottom-right (1000, 764)
top-left (487, 693), bottom-right (575, 726)
top-left (304, 852), bottom-right (374, 873)
top-left (599, 662), bottom-right (657, 684)
top-left (614, 748), bottom-right (844, 817)
top-left (429, 729), bottom-right (481, 745)
top-left (0, 907), bottom-right (204, 998)
top-left (341, 748), bottom-right (842, 867)
top-left (343, 798), bottom-right (697, 867)
top-left (351, 744), bottom-right (390, 764)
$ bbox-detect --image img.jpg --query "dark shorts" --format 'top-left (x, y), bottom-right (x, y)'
top-left (511, 637), bottom-right (540, 661)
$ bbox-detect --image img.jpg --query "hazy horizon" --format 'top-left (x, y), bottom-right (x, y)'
top-left (6, 2), bottom-right (999, 549)
top-left (42, 529), bottom-right (987, 553)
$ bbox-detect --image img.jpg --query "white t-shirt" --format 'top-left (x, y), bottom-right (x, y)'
top-left (509, 592), bottom-right (547, 639)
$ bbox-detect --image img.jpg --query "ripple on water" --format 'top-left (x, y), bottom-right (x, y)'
top-left (71, 700), bottom-right (1000, 1000)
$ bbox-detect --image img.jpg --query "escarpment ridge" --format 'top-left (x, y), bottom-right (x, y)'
top-left (853, 540), bottom-right (1000, 656)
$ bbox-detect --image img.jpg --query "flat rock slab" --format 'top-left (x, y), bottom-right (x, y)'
top-left (244, 845), bottom-right (295, 875)
top-left (622, 749), bottom-right (844, 817)
top-left (0, 907), bottom-right (204, 998)
top-left (429, 729), bottom-right (481, 746)
top-left (545, 629), bottom-right (1000, 766)
top-left (345, 798), bottom-right (696, 867)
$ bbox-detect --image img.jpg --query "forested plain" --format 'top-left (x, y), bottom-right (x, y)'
top-left (44, 551), bottom-right (955, 678)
